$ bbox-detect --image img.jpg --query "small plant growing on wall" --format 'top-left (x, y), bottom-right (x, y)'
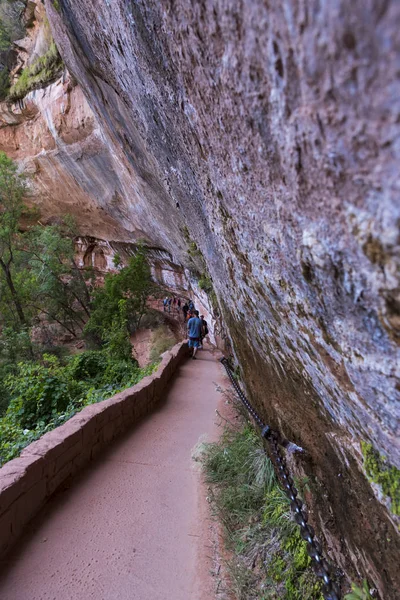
top-left (344, 580), bottom-right (375, 600)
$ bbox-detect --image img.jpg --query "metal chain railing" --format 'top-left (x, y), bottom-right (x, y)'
top-left (220, 357), bottom-right (341, 600)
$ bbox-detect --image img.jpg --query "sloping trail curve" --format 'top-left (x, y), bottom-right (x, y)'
top-left (0, 349), bottom-right (226, 600)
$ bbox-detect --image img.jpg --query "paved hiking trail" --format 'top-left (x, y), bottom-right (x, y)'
top-left (0, 349), bottom-right (226, 600)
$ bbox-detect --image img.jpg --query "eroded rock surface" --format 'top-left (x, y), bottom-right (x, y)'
top-left (1, 0), bottom-right (399, 594)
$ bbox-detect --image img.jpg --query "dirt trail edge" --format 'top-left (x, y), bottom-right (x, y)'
top-left (0, 349), bottom-right (226, 600)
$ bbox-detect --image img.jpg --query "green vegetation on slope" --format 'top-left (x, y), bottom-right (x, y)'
top-left (0, 153), bottom-right (93, 338)
top-left (0, 351), bottom-right (158, 465)
top-left (84, 246), bottom-right (154, 347)
top-left (0, 153), bottom-right (161, 465)
top-left (0, 3), bottom-right (64, 102)
top-left (199, 417), bottom-right (323, 599)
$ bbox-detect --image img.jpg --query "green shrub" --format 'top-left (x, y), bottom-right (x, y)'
top-left (103, 300), bottom-right (134, 362)
top-left (0, 19), bottom-right (10, 52)
top-left (198, 273), bottom-right (213, 293)
top-left (67, 350), bottom-right (109, 381)
top-left (344, 581), bottom-right (374, 600)
top-left (101, 359), bottom-right (137, 387)
top-left (0, 327), bottom-right (33, 362)
top-left (0, 364), bottom-right (13, 416)
top-left (5, 357), bottom-right (84, 429)
top-left (0, 347), bottom-right (159, 466)
top-left (85, 250), bottom-right (153, 343)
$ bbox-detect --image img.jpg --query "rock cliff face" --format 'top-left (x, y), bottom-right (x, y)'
top-left (1, 0), bottom-right (399, 595)
top-left (0, 75), bottom-right (143, 240)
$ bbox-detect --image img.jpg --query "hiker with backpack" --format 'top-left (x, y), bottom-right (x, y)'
top-left (187, 310), bottom-right (203, 360)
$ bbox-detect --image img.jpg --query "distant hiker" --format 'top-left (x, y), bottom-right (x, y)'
top-left (182, 302), bottom-right (189, 321)
top-left (173, 297), bottom-right (176, 306)
top-left (188, 300), bottom-right (194, 311)
top-left (168, 297), bottom-right (172, 313)
top-left (163, 297), bottom-right (168, 312)
top-left (187, 310), bottom-right (202, 360)
top-left (199, 315), bottom-right (209, 349)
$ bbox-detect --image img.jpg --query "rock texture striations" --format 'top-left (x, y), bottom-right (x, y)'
top-left (0, 0), bottom-right (399, 595)
top-left (0, 75), bottom-right (141, 240)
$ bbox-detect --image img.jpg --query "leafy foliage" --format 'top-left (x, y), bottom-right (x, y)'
top-left (67, 350), bottom-right (108, 381)
top-left (0, 327), bottom-right (36, 415)
top-left (85, 247), bottom-right (153, 349)
top-left (0, 154), bottom-right (160, 464)
top-left (0, 18), bottom-right (10, 52)
top-left (0, 350), bottom-right (158, 466)
top-left (24, 219), bottom-right (94, 337)
top-left (103, 299), bottom-right (133, 361)
top-left (0, 1), bottom-right (27, 99)
top-left (6, 356), bottom-right (81, 429)
top-left (344, 581), bottom-right (374, 600)
top-left (0, 1), bottom-right (25, 47)
top-left (0, 151), bottom-right (30, 329)
top-left (198, 273), bottom-right (213, 293)
top-left (0, 155), bottom-right (94, 339)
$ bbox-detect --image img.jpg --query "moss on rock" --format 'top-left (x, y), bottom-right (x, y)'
top-left (8, 41), bottom-right (63, 101)
top-left (361, 441), bottom-right (400, 516)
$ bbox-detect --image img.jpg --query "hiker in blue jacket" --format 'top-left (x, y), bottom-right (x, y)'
top-left (187, 310), bottom-right (203, 360)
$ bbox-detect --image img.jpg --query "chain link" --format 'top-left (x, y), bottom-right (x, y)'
top-left (219, 357), bottom-right (341, 600)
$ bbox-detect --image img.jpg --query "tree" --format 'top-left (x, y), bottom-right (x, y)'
top-left (0, 151), bottom-right (28, 328)
top-left (85, 248), bottom-right (153, 346)
top-left (24, 221), bottom-right (94, 338)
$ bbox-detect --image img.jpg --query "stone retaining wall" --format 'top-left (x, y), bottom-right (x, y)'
top-left (0, 341), bottom-right (188, 559)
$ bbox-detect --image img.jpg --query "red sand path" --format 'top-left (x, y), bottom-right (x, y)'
top-left (0, 349), bottom-right (226, 600)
